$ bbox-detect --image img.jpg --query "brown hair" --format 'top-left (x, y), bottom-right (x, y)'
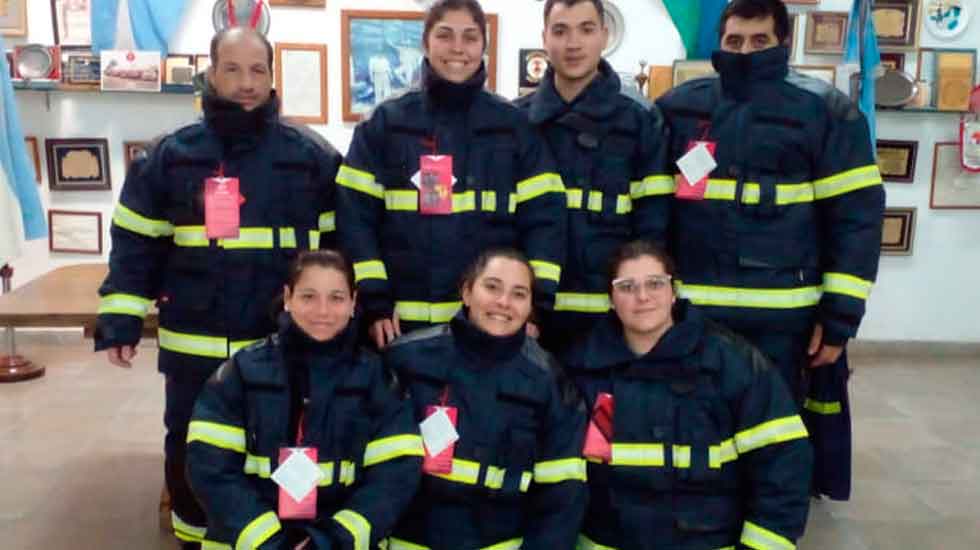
top-left (459, 247), bottom-right (535, 295)
top-left (543, 0), bottom-right (605, 25)
top-left (423, 0), bottom-right (488, 52)
top-left (285, 250), bottom-right (356, 295)
top-left (607, 240), bottom-right (676, 294)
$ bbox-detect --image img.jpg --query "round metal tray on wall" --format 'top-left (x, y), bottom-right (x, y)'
top-left (15, 44), bottom-right (53, 80)
top-left (602, 1), bottom-right (624, 56)
top-left (212, 0), bottom-right (271, 35)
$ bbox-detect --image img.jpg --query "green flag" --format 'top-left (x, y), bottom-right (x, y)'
top-left (662, 0), bottom-right (702, 58)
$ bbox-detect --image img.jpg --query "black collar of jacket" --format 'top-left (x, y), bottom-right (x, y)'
top-left (526, 58), bottom-right (621, 125)
top-left (450, 308), bottom-right (527, 364)
top-left (421, 57), bottom-right (487, 113)
top-left (202, 85), bottom-right (279, 145)
top-left (711, 45), bottom-right (790, 101)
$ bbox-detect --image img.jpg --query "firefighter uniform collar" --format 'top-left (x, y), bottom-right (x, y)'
top-left (277, 310), bottom-right (357, 364)
top-left (203, 86), bottom-right (280, 141)
top-left (711, 45), bottom-right (790, 101)
top-left (450, 309), bottom-right (527, 363)
top-left (527, 58), bottom-right (620, 124)
top-left (421, 58), bottom-right (487, 112)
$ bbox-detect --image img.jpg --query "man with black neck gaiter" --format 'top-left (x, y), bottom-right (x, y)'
top-left (94, 26), bottom-right (343, 549)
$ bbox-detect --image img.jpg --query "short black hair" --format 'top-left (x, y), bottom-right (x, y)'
top-left (423, 0), bottom-right (488, 52)
top-left (209, 26), bottom-right (274, 70)
top-left (717, 0), bottom-right (790, 44)
top-left (543, 0), bottom-right (605, 24)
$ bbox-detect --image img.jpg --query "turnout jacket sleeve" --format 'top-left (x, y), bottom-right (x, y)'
top-left (336, 111), bottom-right (394, 322)
top-left (524, 368), bottom-right (588, 550)
top-left (94, 145), bottom-right (173, 351)
top-left (186, 359), bottom-right (285, 550)
top-left (813, 105), bottom-right (885, 345)
top-left (731, 347), bottom-right (813, 550)
top-left (630, 104), bottom-right (673, 246)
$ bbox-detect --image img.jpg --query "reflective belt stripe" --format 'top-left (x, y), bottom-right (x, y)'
top-left (483, 538), bottom-right (523, 550)
top-left (740, 520), bottom-right (796, 550)
top-left (278, 227), bottom-right (297, 248)
top-left (237, 511), bottom-right (281, 550)
top-left (577, 533), bottom-right (618, 550)
top-left (354, 260), bottom-right (388, 283)
top-left (484, 466), bottom-right (505, 489)
top-left (187, 420), bottom-right (246, 453)
top-left (242, 455), bottom-right (355, 486)
top-left (97, 293), bottom-right (153, 318)
top-left (515, 172), bottom-right (565, 204)
top-left (566, 188), bottom-right (584, 209)
top-left (803, 398), bottom-right (842, 415)
top-left (771, 183), bottom-right (816, 205)
top-left (172, 226), bottom-right (300, 249)
top-left (530, 260), bottom-right (562, 283)
top-left (812, 165), bottom-right (882, 200)
top-left (481, 190), bottom-right (497, 211)
top-left (319, 211), bottom-right (336, 232)
top-left (333, 509), bottom-right (371, 550)
top-left (430, 457), bottom-right (480, 484)
top-left (385, 190), bottom-right (418, 211)
top-left (823, 272), bottom-right (873, 300)
top-left (222, 228), bottom-right (274, 250)
top-left (309, 230), bottom-right (321, 250)
top-left (519, 471), bottom-right (533, 492)
top-left (337, 460), bottom-right (356, 486)
top-left (672, 445), bottom-right (691, 468)
top-left (159, 327), bottom-right (259, 359)
top-left (113, 203), bottom-right (174, 237)
top-left (587, 190), bottom-right (603, 212)
top-left (202, 541), bottom-right (232, 550)
top-left (363, 434), bottom-right (424, 467)
top-left (676, 281), bottom-right (822, 310)
top-left (533, 457), bottom-right (587, 483)
top-left (388, 538), bottom-right (430, 550)
top-left (678, 178), bottom-right (818, 205)
top-left (630, 175), bottom-right (676, 198)
top-left (616, 195), bottom-right (633, 214)
top-left (452, 190), bottom-right (477, 212)
top-left (555, 292), bottom-right (611, 313)
top-left (735, 416), bottom-right (808, 455)
top-left (172, 512), bottom-right (207, 543)
top-left (174, 226), bottom-right (210, 247)
top-left (567, 189), bottom-right (634, 214)
top-left (709, 439), bottom-right (739, 469)
top-left (395, 301), bottom-right (461, 323)
top-left (337, 165), bottom-right (384, 199)
top-left (611, 443), bottom-right (665, 466)
top-left (243, 454), bottom-right (271, 477)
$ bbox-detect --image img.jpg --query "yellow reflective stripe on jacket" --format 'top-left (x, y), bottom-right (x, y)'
top-left (565, 188), bottom-right (632, 214)
top-left (333, 509), bottom-right (371, 550)
top-left (515, 172), bottom-right (564, 204)
top-left (385, 190), bottom-right (418, 211)
top-left (243, 454), bottom-right (271, 477)
top-left (354, 260), bottom-right (388, 283)
top-left (174, 226), bottom-right (210, 247)
top-left (610, 443), bottom-right (665, 466)
top-left (187, 420), bottom-right (246, 453)
top-left (616, 195), bottom-right (633, 214)
top-left (630, 175), bottom-right (676, 198)
top-left (429, 457), bottom-right (480, 484)
top-left (823, 272), bottom-right (873, 300)
top-left (278, 228), bottom-right (297, 248)
top-left (202, 540), bottom-right (232, 550)
top-left (326, 460), bottom-right (357, 486)
top-left (395, 301), bottom-right (461, 323)
top-left (363, 434), bottom-right (424, 467)
top-left (803, 398), bottom-right (842, 415)
top-left (709, 439), bottom-right (739, 469)
top-left (689, 179), bottom-right (817, 205)
top-left (172, 511), bottom-right (206, 542)
top-left (172, 226), bottom-right (299, 249)
top-left (389, 537), bottom-right (523, 550)
top-left (309, 230), bottom-right (321, 250)
top-left (452, 190), bottom-right (477, 212)
top-left (484, 465), bottom-right (505, 489)
top-left (222, 228), bottom-right (275, 250)
top-left (159, 327), bottom-right (260, 359)
top-left (484, 538), bottom-right (523, 550)
top-left (530, 260), bottom-right (562, 283)
top-left (237, 510), bottom-right (281, 550)
top-left (113, 203), bottom-right (174, 237)
top-left (555, 292), bottom-right (611, 313)
top-left (577, 533), bottom-right (618, 550)
top-left (319, 211), bottom-right (336, 232)
top-left (533, 457), bottom-right (587, 483)
top-left (740, 520), bottom-right (796, 550)
top-left (481, 190), bottom-right (497, 211)
top-left (337, 165), bottom-right (384, 199)
top-left (734, 416), bottom-right (808, 455)
top-left (812, 164), bottom-right (882, 200)
top-left (672, 445), bottom-right (692, 468)
top-left (520, 471), bottom-right (533, 492)
top-left (97, 293), bottom-right (153, 318)
top-left (676, 282), bottom-right (822, 310)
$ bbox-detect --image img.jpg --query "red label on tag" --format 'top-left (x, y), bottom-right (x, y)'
top-left (419, 155), bottom-right (453, 215)
top-left (582, 393), bottom-right (614, 462)
top-left (204, 177), bottom-right (241, 238)
top-left (675, 141), bottom-right (716, 201)
top-left (277, 447), bottom-right (318, 519)
top-left (422, 405), bottom-right (458, 474)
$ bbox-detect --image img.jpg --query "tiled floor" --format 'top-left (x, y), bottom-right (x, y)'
top-left (1, 336), bottom-right (978, 549)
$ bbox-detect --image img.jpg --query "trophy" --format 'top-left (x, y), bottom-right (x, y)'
top-left (634, 60), bottom-right (649, 95)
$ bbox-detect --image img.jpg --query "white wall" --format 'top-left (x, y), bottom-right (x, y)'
top-left (5, 0), bottom-right (980, 342)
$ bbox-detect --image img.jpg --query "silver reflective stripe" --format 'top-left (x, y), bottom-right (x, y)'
top-left (611, 443), bottom-right (665, 466)
top-left (363, 434), bottom-right (424, 467)
top-left (319, 211), bottom-right (336, 232)
top-left (672, 445), bottom-right (691, 468)
top-left (337, 165), bottom-right (384, 199)
top-left (709, 439), bottom-right (738, 469)
top-left (187, 420), bottom-right (246, 453)
top-left (812, 165), bottom-right (882, 200)
top-left (676, 282), bottom-right (822, 310)
top-left (734, 416), bottom-right (808, 455)
top-left (533, 458), bottom-right (587, 483)
top-left (236, 511), bottom-right (281, 550)
top-left (630, 175), bottom-right (675, 198)
top-left (172, 511), bottom-right (207, 542)
top-left (740, 520), bottom-right (796, 550)
top-left (113, 203), bottom-right (174, 237)
top-left (823, 272), bottom-right (873, 300)
top-left (243, 454), bottom-right (271, 477)
top-left (555, 293), bottom-right (610, 313)
top-left (97, 293), bottom-right (152, 318)
top-left (279, 227), bottom-right (297, 248)
top-left (333, 509), bottom-right (371, 550)
top-left (516, 172), bottom-right (564, 204)
top-left (484, 466), bottom-right (505, 489)
top-left (429, 458), bottom-right (480, 484)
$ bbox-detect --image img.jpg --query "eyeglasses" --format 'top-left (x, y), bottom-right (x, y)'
top-left (611, 274), bottom-right (673, 296)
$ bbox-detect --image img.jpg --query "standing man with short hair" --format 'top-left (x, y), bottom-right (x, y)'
top-left (516, 0), bottom-right (673, 353)
top-left (94, 27), bottom-right (342, 549)
top-left (657, 0), bottom-right (884, 482)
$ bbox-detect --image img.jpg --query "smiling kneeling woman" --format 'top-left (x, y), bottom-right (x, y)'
top-left (384, 248), bottom-right (588, 550)
top-left (564, 241), bottom-right (813, 550)
top-left (187, 250), bottom-right (423, 550)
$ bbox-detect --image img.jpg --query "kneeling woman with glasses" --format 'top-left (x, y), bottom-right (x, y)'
top-left (187, 250), bottom-right (422, 550)
top-left (564, 240), bottom-right (812, 550)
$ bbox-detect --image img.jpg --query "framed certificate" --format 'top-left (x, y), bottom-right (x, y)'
top-left (25, 136), bottom-right (41, 183)
top-left (0, 0), bottom-right (28, 37)
top-left (881, 207), bottom-right (915, 255)
top-left (671, 60), bottom-right (716, 87)
top-left (916, 48), bottom-right (977, 112)
top-left (45, 138), bottom-right (111, 191)
top-left (805, 12), bottom-right (848, 55)
top-left (51, 0), bottom-right (92, 48)
top-left (64, 52), bottom-right (101, 87)
top-left (275, 42), bottom-right (328, 125)
top-left (876, 140), bottom-right (917, 182)
top-left (48, 210), bottom-right (103, 254)
top-left (872, 0), bottom-right (920, 51)
top-left (163, 54), bottom-right (196, 87)
top-left (931, 142), bottom-right (980, 209)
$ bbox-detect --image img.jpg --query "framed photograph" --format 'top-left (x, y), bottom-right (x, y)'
top-left (879, 52), bottom-right (905, 72)
top-left (881, 207), bottom-right (915, 255)
top-left (671, 60), bottom-right (716, 87)
top-left (916, 48), bottom-right (977, 112)
top-left (518, 49), bottom-right (548, 97)
top-left (793, 64), bottom-right (836, 86)
top-left (876, 139), bottom-right (917, 182)
top-left (930, 142), bottom-right (980, 209)
top-left (872, 0), bottom-right (920, 51)
top-left (805, 12), bottom-right (849, 55)
top-left (195, 54), bottom-right (211, 75)
top-left (25, 136), bottom-right (41, 183)
top-left (0, 0), bottom-right (28, 36)
top-left (163, 54), bottom-right (195, 87)
top-left (51, 0), bottom-right (92, 48)
top-left (100, 49), bottom-right (161, 92)
top-left (44, 138), bottom-right (111, 191)
top-left (275, 42), bottom-right (328, 124)
top-left (341, 10), bottom-right (498, 122)
top-left (48, 210), bottom-right (102, 254)
top-left (64, 51), bottom-right (101, 87)
top-left (122, 140), bottom-right (150, 174)
top-left (269, 0), bottom-right (325, 5)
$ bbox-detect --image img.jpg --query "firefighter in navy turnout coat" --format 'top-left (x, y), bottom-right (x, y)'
top-left (94, 29), bottom-right (342, 545)
top-left (655, 0), bottom-right (884, 392)
top-left (515, 0), bottom-right (672, 354)
top-left (187, 251), bottom-right (422, 550)
top-left (337, 0), bottom-right (566, 348)
top-left (564, 241), bottom-right (812, 550)
top-left (385, 248), bottom-right (588, 550)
